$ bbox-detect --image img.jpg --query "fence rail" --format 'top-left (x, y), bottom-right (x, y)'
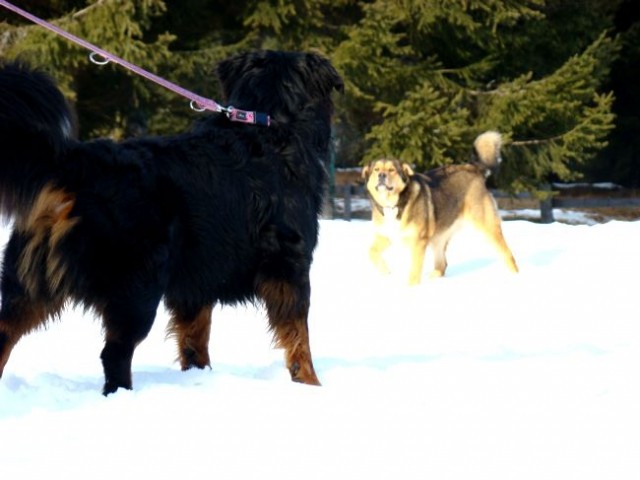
top-left (331, 184), bottom-right (640, 223)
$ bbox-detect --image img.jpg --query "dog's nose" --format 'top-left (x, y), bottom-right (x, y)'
top-left (377, 173), bottom-right (387, 183)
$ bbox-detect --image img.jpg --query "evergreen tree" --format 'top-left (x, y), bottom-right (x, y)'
top-left (589, 0), bottom-right (640, 188)
top-left (0, 0), bottom-right (355, 138)
top-left (241, 0), bottom-right (354, 52)
top-left (332, 0), bottom-right (620, 194)
top-left (1, 0), bottom-right (182, 138)
top-left (1, 0), bottom-right (630, 192)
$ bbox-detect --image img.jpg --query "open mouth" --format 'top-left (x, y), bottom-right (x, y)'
top-left (376, 183), bottom-right (393, 192)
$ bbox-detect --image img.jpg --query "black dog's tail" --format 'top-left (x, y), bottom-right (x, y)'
top-left (0, 62), bottom-right (74, 218)
top-left (471, 131), bottom-right (502, 177)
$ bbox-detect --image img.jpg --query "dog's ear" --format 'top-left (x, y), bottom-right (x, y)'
top-left (304, 53), bottom-right (344, 96)
top-left (216, 52), bottom-right (263, 99)
top-left (402, 163), bottom-right (414, 177)
top-left (362, 163), bottom-right (372, 179)
top-left (216, 56), bottom-right (238, 99)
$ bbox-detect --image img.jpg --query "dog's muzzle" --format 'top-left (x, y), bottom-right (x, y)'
top-left (376, 174), bottom-right (393, 191)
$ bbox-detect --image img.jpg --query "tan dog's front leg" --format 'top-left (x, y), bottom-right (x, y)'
top-left (369, 234), bottom-right (392, 276)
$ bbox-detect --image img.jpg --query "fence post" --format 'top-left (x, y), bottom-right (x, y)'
top-left (344, 185), bottom-right (352, 221)
top-left (539, 184), bottom-right (554, 223)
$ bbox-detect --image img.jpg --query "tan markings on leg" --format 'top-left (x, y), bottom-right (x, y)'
top-left (16, 185), bottom-right (78, 298)
top-left (167, 306), bottom-right (213, 370)
top-left (258, 280), bottom-right (320, 386)
top-left (271, 320), bottom-right (320, 385)
top-left (0, 330), bottom-right (16, 377)
top-left (0, 301), bottom-right (60, 376)
top-left (47, 196), bottom-right (79, 292)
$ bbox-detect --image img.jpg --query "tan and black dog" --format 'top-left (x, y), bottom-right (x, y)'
top-left (363, 131), bottom-right (518, 285)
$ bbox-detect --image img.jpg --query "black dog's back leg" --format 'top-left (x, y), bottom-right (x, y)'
top-left (258, 274), bottom-right (320, 386)
top-left (166, 304), bottom-right (213, 370)
top-left (0, 233), bottom-right (62, 377)
top-left (0, 297), bottom-right (58, 378)
top-left (100, 295), bottom-right (162, 395)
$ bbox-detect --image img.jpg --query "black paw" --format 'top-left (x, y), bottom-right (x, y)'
top-left (180, 347), bottom-right (210, 370)
top-left (102, 379), bottom-right (132, 396)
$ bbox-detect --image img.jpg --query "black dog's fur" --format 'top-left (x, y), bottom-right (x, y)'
top-left (0, 51), bottom-right (343, 395)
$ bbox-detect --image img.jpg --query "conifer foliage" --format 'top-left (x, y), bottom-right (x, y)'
top-left (332, 0), bottom-right (620, 193)
top-left (0, 0), bottom-right (634, 192)
top-left (1, 0), bottom-right (175, 138)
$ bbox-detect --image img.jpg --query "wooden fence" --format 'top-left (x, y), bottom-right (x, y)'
top-left (330, 184), bottom-right (640, 223)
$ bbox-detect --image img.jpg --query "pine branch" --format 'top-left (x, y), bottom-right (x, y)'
top-left (71, 0), bottom-right (109, 20)
top-left (511, 135), bottom-right (563, 146)
top-left (0, 0), bottom-right (109, 54)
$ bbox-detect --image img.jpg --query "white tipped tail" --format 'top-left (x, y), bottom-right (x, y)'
top-left (473, 131), bottom-right (502, 170)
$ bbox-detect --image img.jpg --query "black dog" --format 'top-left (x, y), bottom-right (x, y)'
top-left (0, 50), bottom-right (343, 395)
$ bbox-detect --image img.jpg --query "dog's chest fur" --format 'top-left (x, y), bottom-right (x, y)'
top-left (374, 205), bottom-right (426, 244)
top-left (378, 207), bottom-right (402, 237)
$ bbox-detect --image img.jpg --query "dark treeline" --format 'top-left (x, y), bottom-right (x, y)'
top-left (1, 0), bottom-right (639, 192)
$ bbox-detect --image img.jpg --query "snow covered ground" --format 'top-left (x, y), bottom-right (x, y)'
top-left (1, 216), bottom-right (639, 479)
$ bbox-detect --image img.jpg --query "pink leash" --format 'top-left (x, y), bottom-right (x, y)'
top-left (0, 0), bottom-right (270, 126)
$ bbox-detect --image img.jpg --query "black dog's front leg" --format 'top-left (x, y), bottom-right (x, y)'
top-left (258, 275), bottom-right (321, 386)
top-left (100, 340), bottom-right (136, 395)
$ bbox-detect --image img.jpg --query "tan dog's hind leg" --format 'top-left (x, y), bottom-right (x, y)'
top-left (484, 221), bottom-right (519, 273)
top-left (469, 198), bottom-right (519, 273)
top-left (429, 233), bottom-right (451, 278)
